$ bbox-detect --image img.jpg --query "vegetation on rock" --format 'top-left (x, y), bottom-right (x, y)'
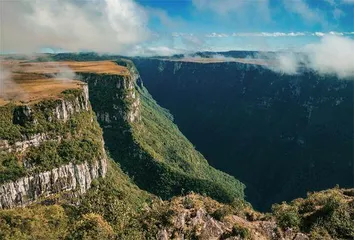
top-left (0, 88), bottom-right (104, 184)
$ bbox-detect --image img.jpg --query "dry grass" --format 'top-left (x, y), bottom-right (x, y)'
top-left (16, 61), bottom-right (130, 75)
top-left (0, 60), bottom-right (129, 106)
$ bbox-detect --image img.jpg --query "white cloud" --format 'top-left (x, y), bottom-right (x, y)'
top-left (2, 0), bottom-right (150, 53)
top-left (0, 62), bottom-right (28, 100)
top-left (305, 35), bottom-right (354, 78)
top-left (342, 0), bottom-right (354, 4)
top-left (313, 32), bottom-right (326, 37)
top-left (259, 36), bottom-right (354, 78)
top-left (206, 33), bottom-right (229, 38)
top-left (128, 45), bottom-right (185, 56)
top-left (232, 32), bottom-right (306, 37)
top-left (283, 0), bottom-right (326, 25)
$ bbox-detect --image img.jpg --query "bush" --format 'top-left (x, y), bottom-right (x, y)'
top-left (211, 206), bottom-right (233, 221)
top-left (0, 153), bottom-right (25, 183)
top-left (272, 203), bottom-right (300, 229)
top-left (68, 213), bottom-right (115, 240)
top-left (232, 224), bottom-right (251, 239)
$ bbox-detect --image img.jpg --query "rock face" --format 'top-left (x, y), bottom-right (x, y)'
top-left (0, 85), bottom-right (90, 154)
top-left (53, 85), bottom-right (90, 122)
top-left (80, 72), bottom-right (141, 127)
top-left (0, 133), bottom-right (61, 153)
top-left (0, 157), bottom-right (107, 209)
top-left (0, 84), bottom-right (107, 209)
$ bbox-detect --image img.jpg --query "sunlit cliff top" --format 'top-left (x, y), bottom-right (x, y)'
top-left (0, 60), bottom-right (129, 106)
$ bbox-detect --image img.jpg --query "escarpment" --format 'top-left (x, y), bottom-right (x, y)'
top-left (0, 84), bottom-right (107, 209)
top-left (78, 60), bottom-right (245, 203)
top-left (133, 58), bottom-right (353, 210)
top-left (0, 59), bottom-right (244, 209)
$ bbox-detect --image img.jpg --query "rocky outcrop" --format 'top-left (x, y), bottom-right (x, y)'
top-left (53, 85), bottom-right (90, 122)
top-left (13, 105), bottom-right (37, 126)
top-left (0, 157), bottom-right (107, 209)
top-left (0, 83), bottom-right (108, 209)
top-left (155, 194), bottom-right (312, 240)
top-left (0, 133), bottom-right (62, 153)
top-left (81, 72), bottom-right (141, 126)
top-left (0, 85), bottom-right (90, 153)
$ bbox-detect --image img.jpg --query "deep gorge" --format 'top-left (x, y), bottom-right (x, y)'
top-left (133, 58), bottom-right (354, 210)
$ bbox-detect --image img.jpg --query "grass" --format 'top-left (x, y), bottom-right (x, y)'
top-left (0, 60), bottom-right (129, 106)
top-left (16, 61), bottom-right (130, 75)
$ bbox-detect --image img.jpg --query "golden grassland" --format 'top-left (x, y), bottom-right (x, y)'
top-left (16, 61), bottom-right (130, 75)
top-left (0, 60), bottom-right (129, 106)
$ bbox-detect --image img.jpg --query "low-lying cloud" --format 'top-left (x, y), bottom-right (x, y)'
top-left (0, 62), bottom-right (28, 101)
top-left (258, 35), bottom-right (354, 78)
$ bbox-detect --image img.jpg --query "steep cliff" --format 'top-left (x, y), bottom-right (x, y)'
top-left (133, 58), bottom-right (353, 210)
top-left (0, 85), bottom-right (107, 208)
top-left (79, 60), bottom-right (245, 203)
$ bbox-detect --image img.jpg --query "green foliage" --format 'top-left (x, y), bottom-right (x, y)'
top-left (25, 138), bottom-right (103, 172)
top-left (0, 205), bottom-right (69, 240)
top-left (76, 159), bottom-right (152, 238)
top-left (0, 159), bottom-right (153, 239)
top-left (272, 203), bottom-right (301, 229)
top-left (127, 83), bottom-right (245, 203)
top-left (231, 224), bottom-right (251, 239)
top-left (79, 68), bottom-right (244, 203)
top-left (68, 213), bottom-right (115, 240)
top-left (58, 138), bottom-right (103, 164)
top-left (211, 206), bottom-right (233, 221)
top-left (0, 89), bottom-right (103, 183)
top-left (272, 188), bottom-right (354, 239)
top-left (0, 104), bottom-right (22, 141)
top-left (0, 88), bottom-right (91, 142)
top-left (0, 153), bottom-right (25, 185)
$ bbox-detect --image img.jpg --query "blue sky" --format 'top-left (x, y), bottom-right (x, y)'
top-left (130, 0), bottom-right (354, 53)
top-left (138, 0), bottom-right (353, 33)
top-left (2, 0), bottom-right (354, 55)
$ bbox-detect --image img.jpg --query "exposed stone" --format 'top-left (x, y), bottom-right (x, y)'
top-left (293, 233), bottom-right (309, 240)
top-left (13, 105), bottom-right (36, 126)
top-left (53, 86), bottom-right (89, 122)
top-left (0, 158), bottom-right (107, 209)
top-left (157, 229), bottom-right (169, 240)
top-left (0, 133), bottom-right (62, 153)
top-left (199, 217), bottom-right (225, 239)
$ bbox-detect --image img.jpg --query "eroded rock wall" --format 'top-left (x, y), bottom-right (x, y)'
top-left (0, 157), bottom-right (107, 209)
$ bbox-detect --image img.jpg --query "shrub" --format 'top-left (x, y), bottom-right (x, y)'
top-left (232, 224), bottom-right (251, 239)
top-left (68, 213), bottom-right (115, 240)
top-left (272, 203), bottom-right (300, 229)
top-left (211, 206), bottom-right (233, 221)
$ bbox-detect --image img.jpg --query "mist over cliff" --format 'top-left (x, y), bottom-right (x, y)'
top-left (133, 57), bottom-right (354, 210)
